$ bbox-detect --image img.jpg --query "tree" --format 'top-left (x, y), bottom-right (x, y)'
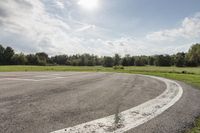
top-left (86, 54), bottom-right (96, 66)
top-left (51, 55), bottom-right (68, 65)
top-left (129, 57), bottom-right (135, 66)
top-left (134, 57), bottom-right (146, 66)
top-left (148, 56), bottom-right (155, 66)
top-left (170, 54), bottom-right (176, 66)
top-left (154, 55), bottom-right (172, 66)
top-left (26, 54), bottom-right (39, 65)
top-left (174, 52), bottom-right (186, 67)
top-left (88, 57), bottom-right (95, 66)
top-left (121, 57), bottom-right (128, 66)
top-left (70, 59), bottom-right (80, 66)
top-left (3, 46), bottom-right (14, 65)
top-left (11, 53), bottom-right (27, 65)
top-left (0, 45), bottom-right (5, 65)
top-left (186, 43), bottom-right (200, 66)
top-left (36, 52), bottom-right (48, 60)
top-left (36, 52), bottom-right (48, 66)
top-left (94, 56), bottom-right (102, 66)
top-left (1, 43), bottom-right (200, 67)
top-left (114, 54), bottom-right (121, 66)
top-left (103, 56), bottom-right (114, 67)
top-left (122, 54), bottom-right (132, 66)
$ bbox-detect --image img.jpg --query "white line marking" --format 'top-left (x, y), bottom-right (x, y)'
top-left (0, 78), bottom-right (38, 81)
top-left (0, 77), bottom-right (65, 82)
top-left (34, 75), bottom-right (50, 78)
top-left (51, 75), bottom-right (183, 133)
top-left (34, 74), bottom-right (62, 77)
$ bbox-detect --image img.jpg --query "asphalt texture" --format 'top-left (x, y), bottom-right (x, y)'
top-left (0, 72), bottom-right (199, 133)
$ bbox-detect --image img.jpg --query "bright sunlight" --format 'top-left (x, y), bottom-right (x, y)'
top-left (78, 0), bottom-right (99, 10)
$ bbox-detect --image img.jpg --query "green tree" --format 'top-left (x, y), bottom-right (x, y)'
top-left (3, 46), bottom-right (14, 65)
top-left (121, 57), bottom-right (128, 66)
top-left (186, 43), bottom-right (200, 66)
top-left (94, 55), bottom-right (102, 66)
top-left (0, 45), bottom-right (5, 65)
top-left (103, 56), bottom-right (114, 67)
top-left (154, 55), bottom-right (172, 66)
top-left (114, 54), bottom-right (121, 66)
top-left (26, 54), bottom-right (39, 65)
top-left (51, 55), bottom-right (68, 65)
top-left (36, 52), bottom-right (48, 66)
top-left (134, 57), bottom-right (146, 66)
top-left (148, 56), bottom-right (155, 66)
top-left (11, 53), bottom-right (27, 65)
top-left (122, 54), bottom-right (132, 66)
top-left (174, 52), bottom-right (186, 67)
top-left (129, 57), bottom-right (135, 66)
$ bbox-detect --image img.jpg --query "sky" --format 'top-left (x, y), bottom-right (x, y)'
top-left (0, 0), bottom-right (200, 56)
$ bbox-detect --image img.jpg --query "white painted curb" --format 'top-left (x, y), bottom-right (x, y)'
top-left (51, 75), bottom-right (183, 133)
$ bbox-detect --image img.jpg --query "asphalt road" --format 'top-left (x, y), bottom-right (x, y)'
top-left (0, 72), bottom-right (200, 133)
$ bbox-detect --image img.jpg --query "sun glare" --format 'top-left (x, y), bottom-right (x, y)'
top-left (78, 0), bottom-right (99, 10)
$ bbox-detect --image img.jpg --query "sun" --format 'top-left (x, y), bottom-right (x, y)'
top-left (78, 0), bottom-right (99, 10)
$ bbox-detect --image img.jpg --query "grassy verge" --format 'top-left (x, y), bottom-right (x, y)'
top-left (0, 65), bottom-right (200, 132)
top-left (186, 117), bottom-right (200, 133)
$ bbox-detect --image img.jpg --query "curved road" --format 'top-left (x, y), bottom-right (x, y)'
top-left (0, 72), bottom-right (200, 133)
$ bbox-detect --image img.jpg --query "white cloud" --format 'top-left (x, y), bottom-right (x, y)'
top-left (0, 0), bottom-right (199, 56)
top-left (146, 13), bottom-right (200, 41)
top-left (75, 24), bottom-right (96, 32)
top-left (0, 0), bottom-right (82, 54)
top-left (0, 0), bottom-right (115, 55)
top-left (54, 0), bottom-right (65, 9)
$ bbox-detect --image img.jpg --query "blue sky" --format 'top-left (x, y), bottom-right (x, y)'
top-left (0, 0), bottom-right (200, 56)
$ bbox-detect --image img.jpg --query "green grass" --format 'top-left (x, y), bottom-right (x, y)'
top-left (0, 65), bottom-right (200, 74)
top-left (0, 65), bottom-right (200, 132)
top-left (187, 118), bottom-right (200, 133)
top-left (1, 65), bottom-right (199, 88)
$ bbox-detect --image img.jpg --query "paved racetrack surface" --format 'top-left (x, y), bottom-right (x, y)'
top-left (0, 72), bottom-right (200, 133)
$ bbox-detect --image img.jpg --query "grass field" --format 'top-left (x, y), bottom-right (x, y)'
top-left (0, 65), bottom-right (200, 88)
top-left (0, 65), bottom-right (200, 132)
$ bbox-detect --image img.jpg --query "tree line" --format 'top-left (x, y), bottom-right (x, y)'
top-left (0, 43), bottom-right (200, 67)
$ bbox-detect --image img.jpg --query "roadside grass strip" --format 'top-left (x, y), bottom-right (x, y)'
top-left (51, 75), bottom-right (183, 133)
